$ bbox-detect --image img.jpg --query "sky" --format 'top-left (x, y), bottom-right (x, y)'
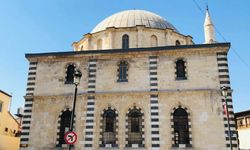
top-left (0, 0), bottom-right (249, 115)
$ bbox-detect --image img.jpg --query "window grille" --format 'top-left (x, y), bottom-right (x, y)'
top-left (65, 64), bottom-right (75, 84)
top-left (117, 61), bottom-right (128, 82)
top-left (58, 110), bottom-right (71, 144)
top-left (176, 59), bottom-right (187, 80)
top-left (173, 108), bottom-right (189, 145)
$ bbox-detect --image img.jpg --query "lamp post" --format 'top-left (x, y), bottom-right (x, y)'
top-left (221, 86), bottom-right (232, 150)
top-left (68, 69), bottom-right (82, 150)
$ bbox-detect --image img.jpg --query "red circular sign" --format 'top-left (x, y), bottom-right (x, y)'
top-left (64, 131), bottom-right (77, 144)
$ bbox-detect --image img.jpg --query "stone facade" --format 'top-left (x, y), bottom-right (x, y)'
top-left (20, 9), bottom-right (238, 150)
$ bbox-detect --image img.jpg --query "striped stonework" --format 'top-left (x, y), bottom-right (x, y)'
top-left (149, 56), bottom-right (158, 92)
top-left (20, 61), bottom-right (37, 147)
top-left (56, 108), bottom-right (75, 147)
top-left (216, 52), bottom-right (238, 149)
top-left (170, 105), bottom-right (192, 148)
top-left (149, 56), bottom-right (160, 149)
top-left (125, 106), bottom-right (145, 148)
top-left (84, 59), bottom-right (97, 149)
top-left (99, 107), bottom-right (119, 148)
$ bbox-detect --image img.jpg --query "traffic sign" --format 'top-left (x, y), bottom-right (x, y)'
top-left (64, 131), bottom-right (77, 145)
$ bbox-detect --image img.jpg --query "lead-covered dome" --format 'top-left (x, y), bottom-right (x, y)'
top-left (91, 9), bottom-right (178, 33)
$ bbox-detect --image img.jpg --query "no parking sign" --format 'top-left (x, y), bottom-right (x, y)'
top-left (64, 131), bottom-right (77, 145)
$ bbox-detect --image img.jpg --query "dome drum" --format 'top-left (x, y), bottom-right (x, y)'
top-left (73, 10), bottom-right (193, 51)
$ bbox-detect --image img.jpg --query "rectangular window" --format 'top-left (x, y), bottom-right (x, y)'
top-left (0, 102), bottom-right (2, 112)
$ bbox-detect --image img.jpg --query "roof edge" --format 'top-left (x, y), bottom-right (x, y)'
top-left (0, 90), bottom-right (12, 97)
top-left (26, 42), bottom-right (230, 58)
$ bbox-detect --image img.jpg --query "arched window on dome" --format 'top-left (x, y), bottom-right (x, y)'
top-left (176, 40), bottom-right (181, 46)
top-left (97, 39), bottom-right (103, 49)
top-left (173, 108), bottom-right (190, 146)
top-left (65, 64), bottom-right (75, 84)
top-left (117, 61), bottom-right (128, 82)
top-left (175, 59), bottom-right (187, 80)
top-left (57, 109), bottom-right (71, 146)
top-left (100, 108), bottom-right (118, 147)
top-left (122, 34), bottom-right (129, 49)
top-left (151, 35), bottom-right (158, 47)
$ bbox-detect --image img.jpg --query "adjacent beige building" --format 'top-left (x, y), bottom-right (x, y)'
top-left (0, 90), bottom-right (21, 150)
top-left (20, 9), bottom-right (238, 150)
top-left (235, 110), bottom-right (250, 149)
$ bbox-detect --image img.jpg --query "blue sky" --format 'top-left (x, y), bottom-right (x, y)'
top-left (0, 0), bottom-right (249, 114)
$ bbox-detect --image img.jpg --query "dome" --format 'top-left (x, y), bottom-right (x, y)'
top-left (91, 10), bottom-right (178, 33)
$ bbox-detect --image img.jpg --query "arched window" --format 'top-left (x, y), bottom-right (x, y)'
top-left (173, 108), bottom-right (190, 145)
top-left (100, 108), bottom-right (118, 148)
top-left (151, 35), bottom-right (158, 47)
top-left (65, 64), bottom-right (75, 84)
top-left (117, 61), bottom-right (128, 82)
top-left (127, 108), bottom-right (143, 146)
top-left (97, 39), bottom-right (103, 49)
top-left (176, 59), bottom-right (187, 80)
top-left (58, 110), bottom-right (72, 145)
top-left (122, 34), bottom-right (129, 49)
top-left (176, 40), bottom-right (181, 46)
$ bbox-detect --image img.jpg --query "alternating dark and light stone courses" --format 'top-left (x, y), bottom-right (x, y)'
top-left (20, 62), bottom-right (37, 147)
top-left (149, 56), bottom-right (160, 149)
top-left (84, 59), bottom-right (97, 149)
top-left (217, 52), bottom-right (238, 149)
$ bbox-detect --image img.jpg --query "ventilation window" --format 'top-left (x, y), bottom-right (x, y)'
top-left (122, 34), bottom-right (129, 49)
top-left (117, 61), bottom-right (128, 82)
top-left (65, 64), bottom-right (75, 84)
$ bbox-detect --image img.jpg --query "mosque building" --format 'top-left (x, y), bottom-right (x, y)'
top-left (20, 9), bottom-right (238, 150)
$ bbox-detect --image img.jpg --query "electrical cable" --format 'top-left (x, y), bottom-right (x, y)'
top-left (192, 0), bottom-right (250, 70)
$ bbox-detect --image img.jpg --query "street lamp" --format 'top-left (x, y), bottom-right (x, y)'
top-left (68, 69), bottom-right (82, 150)
top-left (221, 86), bottom-right (232, 150)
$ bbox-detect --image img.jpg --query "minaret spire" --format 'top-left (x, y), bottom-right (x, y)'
top-left (204, 5), bottom-right (215, 43)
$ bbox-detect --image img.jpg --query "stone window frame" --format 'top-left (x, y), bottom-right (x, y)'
top-left (65, 63), bottom-right (77, 84)
top-left (117, 60), bottom-right (129, 82)
top-left (99, 106), bottom-right (119, 148)
top-left (56, 108), bottom-right (75, 148)
top-left (170, 105), bottom-right (192, 148)
top-left (125, 106), bottom-right (145, 148)
top-left (174, 58), bottom-right (188, 80)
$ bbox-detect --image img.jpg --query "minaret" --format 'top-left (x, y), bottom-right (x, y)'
top-left (204, 6), bottom-right (215, 43)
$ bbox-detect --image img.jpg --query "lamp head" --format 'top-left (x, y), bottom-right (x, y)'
top-left (221, 86), bottom-right (228, 98)
top-left (74, 69), bottom-right (82, 85)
